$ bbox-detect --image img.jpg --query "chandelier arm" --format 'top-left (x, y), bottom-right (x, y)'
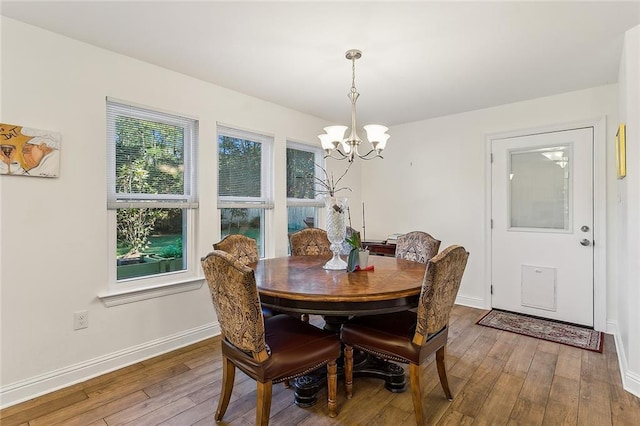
top-left (323, 148), bottom-right (350, 161)
top-left (354, 149), bottom-right (383, 160)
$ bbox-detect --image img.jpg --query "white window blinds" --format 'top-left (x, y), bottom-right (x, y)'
top-left (217, 125), bottom-right (273, 208)
top-left (107, 98), bottom-right (198, 209)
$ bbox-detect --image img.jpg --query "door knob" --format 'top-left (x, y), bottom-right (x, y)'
top-left (580, 239), bottom-right (591, 246)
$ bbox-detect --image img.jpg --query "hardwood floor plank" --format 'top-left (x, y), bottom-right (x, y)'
top-left (555, 344), bottom-right (583, 381)
top-left (370, 404), bottom-right (412, 425)
top-left (86, 419), bottom-right (108, 426)
top-left (549, 375), bottom-right (580, 405)
top-left (121, 396), bottom-right (196, 425)
top-left (578, 377), bottom-right (612, 426)
top-left (157, 396), bottom-right (216, 426)
top-left (103, 368), bottom-right (215, 426)
top-left (0, 389), bottom-right (88, 426)
top-left (543, 399), bottom-right (578, 425)
top-left (142, 363), bottom-right (220, 399)
top-left (507, 398), bottom-right (545, 425)
top-left (2, 306), bottom-right (639, 426)
top-left (79, 364), bottom-right (147, 396)
top-left (436, 409), bottom-right (474, 426)
top-left (502, 335), bottom-right (538, 378)
top-left (518, 350), bottom-right (557, 406)
top-left (487, 329), bottom-right (518, 361)
top-left (32, 390), bottom-right (149, 426)
top-left (448, 334), bottom-right (496, 380)
top-left (87, 363), bottom-right (192, 399)
top-left (422, 375), bottom-right (468, 425)
top-left (474, 372), bottom-right (525, 425)
top-left (331, 377), bottom-right (395, 425)
top-left (536, 339), bottom-right (561, 355)
top-left (447, 355), bottom-right (506, 417)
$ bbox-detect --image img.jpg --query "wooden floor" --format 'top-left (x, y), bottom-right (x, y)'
top-left (2, 305), bottom-right (639, 425)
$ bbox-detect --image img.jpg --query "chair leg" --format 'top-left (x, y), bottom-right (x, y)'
top-left (256, 381), bottom-right (273, 426)
top-left (409, 363), bottom-right (425, 425)
top-left (436, 346), bottom-right (453, 400)
top-left (215, 355), bottom-right (236, 421)
top-left (344, 344), bottom-right (353, 399)
top-left (327, 359), bottom-right (338, 418)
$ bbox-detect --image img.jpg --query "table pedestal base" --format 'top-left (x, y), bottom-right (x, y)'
top-left (292, 351), bottom-right (406, 407)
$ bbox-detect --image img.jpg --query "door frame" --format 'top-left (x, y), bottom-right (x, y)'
top-left (484, 117), bottom-right (607, 331)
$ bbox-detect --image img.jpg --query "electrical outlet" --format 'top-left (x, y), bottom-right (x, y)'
top-left (74, 311), bottom-right (88, 330)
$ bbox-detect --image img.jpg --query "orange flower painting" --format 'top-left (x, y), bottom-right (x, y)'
top-left (0, 123), bottom-right (60, 177)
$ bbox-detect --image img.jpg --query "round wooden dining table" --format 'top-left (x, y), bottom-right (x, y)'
top-left (250, 254), bottom-right (427, 406)
top-left (253, 254), bottom-right (426, 318)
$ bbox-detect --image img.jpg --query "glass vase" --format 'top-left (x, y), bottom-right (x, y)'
top-left (323, 196), bottom-right (348, 270)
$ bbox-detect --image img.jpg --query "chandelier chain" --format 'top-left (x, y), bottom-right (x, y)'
top-left (351, 56), bottom-right (357, 94)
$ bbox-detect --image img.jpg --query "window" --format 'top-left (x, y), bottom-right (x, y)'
top-left (217, 126), bottom-right (273, 257)
top-left (286, 142), bottom-right (323, 236)
top-left (107, 99), bottom-right (198, 284)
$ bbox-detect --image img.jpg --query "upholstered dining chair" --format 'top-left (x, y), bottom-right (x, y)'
top-left (214, 234), bottom-right (267, 314)
top-left (289, 227), bottom-right (332, 256)
top-left (201, 250), bottom-right (342, 425)
top-left (213, 234), bottom-right (258, 265)
top-left (395, 231), bottom-right (441, 264)
top-left (213, 234), bottom-right (288, 321)
top-left (341, 245), bottom-right (469, 425)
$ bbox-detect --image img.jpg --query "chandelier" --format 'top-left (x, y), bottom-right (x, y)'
top-left (318, 49), bottom-right (389, 162)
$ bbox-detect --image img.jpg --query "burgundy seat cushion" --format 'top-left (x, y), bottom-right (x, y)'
top-left (222, 315), bottom-right (341, 383)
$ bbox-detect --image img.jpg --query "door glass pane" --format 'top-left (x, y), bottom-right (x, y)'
top-left (510, 145), bottom-right (570, 230)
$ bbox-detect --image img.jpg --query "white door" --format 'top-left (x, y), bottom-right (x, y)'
top-left (491, 128), bottom-right (594, 326)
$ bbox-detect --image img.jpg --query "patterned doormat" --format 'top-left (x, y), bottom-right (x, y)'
top-left (477, 309), bottom-right (604, 353)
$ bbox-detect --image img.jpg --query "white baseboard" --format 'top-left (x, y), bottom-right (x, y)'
top-left (607, 320), bottom-right (640, 398)
top-left (0, 321), bottom-right (220, 409)
top-left (455, 294), bottom-right (486, 310)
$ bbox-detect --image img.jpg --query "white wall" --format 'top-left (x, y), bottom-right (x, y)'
top-left (0, 17), bottom-right (357, 407)
top-left (361, 85), bottom-right (618, 310)
top-left (614, 24), bottom-right (640, 397)
top-left (2, 15), bottom-right (638, 407)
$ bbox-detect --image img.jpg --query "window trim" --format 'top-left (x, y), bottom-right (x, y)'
top-left (217, 124), bottom-right (274, 208)
top-left (286, 141), bottom-right (324, 208)
top-left (217, 124), bottom-right (274, 258)
top-left (105, 98), bottom-right (199, 293)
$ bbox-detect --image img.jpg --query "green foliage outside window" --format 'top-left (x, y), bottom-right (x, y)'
top-left (115, 116), bottom-right (184, 258)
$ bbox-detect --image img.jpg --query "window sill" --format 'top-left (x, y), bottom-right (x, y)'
top-left (98, 277), bottom-right (204, 307)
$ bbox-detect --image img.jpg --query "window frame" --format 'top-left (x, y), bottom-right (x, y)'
top-left (286, 141), bottom-right (324, 236)
top-left (105, 98), bottom-right (199, 293)
top-left (217, 125), bottom-right (274, 258)
top-left (286, 141), bottom-right (325, 208)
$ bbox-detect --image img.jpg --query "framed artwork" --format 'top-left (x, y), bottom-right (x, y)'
top-left (0, 123), bottom-right (60, 177)
top-left (616, 123), bottom-right (626, 180)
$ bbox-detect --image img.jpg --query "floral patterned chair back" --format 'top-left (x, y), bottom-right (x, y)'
top-left (395, 231), bottom-right (441, 264)
top-left (289, 227), bottom-right (332, 256)
top-left (416, 245), bottom-right (469, 335)
top-left (213, 234), bottom-right (259, 266)
top-left (201, 250), bottom-right (266, 354)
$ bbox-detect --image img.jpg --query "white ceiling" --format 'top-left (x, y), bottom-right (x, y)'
top-left (2, 1), bottom-right (640, 126)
